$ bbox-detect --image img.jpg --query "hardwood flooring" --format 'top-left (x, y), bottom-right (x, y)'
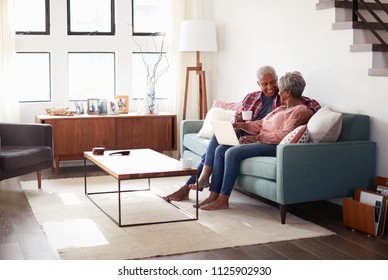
top-left (1, 166), bottom-right (387, 260)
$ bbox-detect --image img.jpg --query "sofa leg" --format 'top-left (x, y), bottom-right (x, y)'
top-left (37, 170), bottom-right (42, 189)
top-left (280, 204), bottom-right (287, 224)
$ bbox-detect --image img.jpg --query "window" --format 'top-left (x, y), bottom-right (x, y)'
top-left (67, 0), bottom-right (115, 35)
top-left (15, 53), bottom-right (51, 102)
top-left (132, 0), bottom-right (171, 35)
top-left (68, 52), bottom-right (116, 101)
top-left (14, 0), bottom-right (50, 35)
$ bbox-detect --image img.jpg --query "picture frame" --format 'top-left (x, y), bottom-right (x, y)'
top-left (114, 95), bottom-right (129, 114)
top-left (75, 101), bottom-right (84, 114)
top-left (107, 100), bottom-right (119, 115)
top-left (87, 98), bottom-right (99, 115)
top-left (98, 99), bottom-right (108, 115)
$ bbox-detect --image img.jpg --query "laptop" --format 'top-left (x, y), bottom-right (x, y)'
top-left (211, 120), bottom-right (241, 146)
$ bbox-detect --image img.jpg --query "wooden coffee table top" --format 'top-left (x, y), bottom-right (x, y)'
top-left (84, 148), bottom-right (197, 180)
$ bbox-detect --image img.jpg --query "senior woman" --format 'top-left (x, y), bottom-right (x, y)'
top-left (198, 71), bottom-right (313, 211)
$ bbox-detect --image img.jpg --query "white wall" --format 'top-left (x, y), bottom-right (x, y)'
top-left (204, 0), bottom-right (388, 177)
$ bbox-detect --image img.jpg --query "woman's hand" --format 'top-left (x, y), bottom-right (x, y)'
top-left (239, 135), bottom-right (258, 144)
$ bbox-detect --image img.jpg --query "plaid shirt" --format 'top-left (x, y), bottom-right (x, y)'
top-left (241, 90), bottom-right (321, 120)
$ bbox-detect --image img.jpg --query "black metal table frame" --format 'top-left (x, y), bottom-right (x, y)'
top-left (84, 158), bottom-right (198, 227)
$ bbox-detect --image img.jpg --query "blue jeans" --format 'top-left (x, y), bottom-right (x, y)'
top-left (185, 134), bottom-right (220, 185)
top-left (209, 143), bottom-right (277, 196)
top-left (185, 130), bottom-right (247, 185)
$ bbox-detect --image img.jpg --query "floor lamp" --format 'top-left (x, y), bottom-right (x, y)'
top-left (179, 20), bottom-right (217, 120)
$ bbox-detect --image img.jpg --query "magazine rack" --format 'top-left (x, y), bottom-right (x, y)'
top-left (342, 176), bottom-right (388, 238)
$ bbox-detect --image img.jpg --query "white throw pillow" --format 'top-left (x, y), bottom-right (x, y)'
top-left (197, 107), bottom-right (236, 139)
top-left (307, 106), bottom-right (342, 143)
top-left (280, 125), bottom-right (310, 145)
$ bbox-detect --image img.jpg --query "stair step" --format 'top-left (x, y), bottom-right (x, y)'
top-left (350, 43), bottom-right (388, 52)
top-left (368, 68), bottom-right (388, 76)
top-left (333, 21), bottom-right (388, 31)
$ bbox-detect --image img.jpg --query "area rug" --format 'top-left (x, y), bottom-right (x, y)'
top-left (21, 176), bottom-right (334, 260)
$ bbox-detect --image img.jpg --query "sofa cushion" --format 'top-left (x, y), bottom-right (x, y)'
top-left (240, 156), bottom-right (277, 181)
top-left (280, 125), bottom-right (310, 145)
top-left (307, 106), bottom-right (342, 143)
top-left (183, 133), bottom-right (210, 157)
top-left (0, 146), bottom-right (52, 170)
top-left (197, 107), bottom-right (236, 139)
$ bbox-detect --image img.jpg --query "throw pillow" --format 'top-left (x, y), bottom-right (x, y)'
top-left (307, 105), bottom-right (342, 143)
top-left (280, 125), bottom-right (310, 145)
top-left (213, 100), bottom-right (242, 111)
top-left (197, 107), bottom-right (236, 139)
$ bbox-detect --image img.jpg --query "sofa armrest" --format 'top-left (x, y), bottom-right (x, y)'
top-left (0, 123), bottom-right (53, 148)
top-left (276, 141), bottom-right (376, 205)
top-left (180, 120), bottom-right (204, 158)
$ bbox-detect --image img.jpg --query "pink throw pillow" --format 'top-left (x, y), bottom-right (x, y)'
top-left (213, 100), bottom-right (242, 111)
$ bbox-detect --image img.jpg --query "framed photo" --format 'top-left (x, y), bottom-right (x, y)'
top-left (98, 99), bottom-right (108, 115)
top-left (75, 101), bottom-right (84, 114)
top-left (115, 95), bottom-right (129, 114)
top-left (87, 98), bottom-right (99, 114)
top-left (107, 100), bottom-right (119, 115)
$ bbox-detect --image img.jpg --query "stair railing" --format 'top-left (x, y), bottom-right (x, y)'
top-left (352, 0), bottom-right (388, 46)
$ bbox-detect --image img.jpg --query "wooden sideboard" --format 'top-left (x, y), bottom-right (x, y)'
top-left (35, 113), bottom-right (177, 173)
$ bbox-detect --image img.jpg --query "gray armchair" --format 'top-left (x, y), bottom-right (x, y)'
top-left (0, 123), bottom-right (53, 188)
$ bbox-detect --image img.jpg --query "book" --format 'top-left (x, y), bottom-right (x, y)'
top-left (376, 185), bottom-right (388, 196)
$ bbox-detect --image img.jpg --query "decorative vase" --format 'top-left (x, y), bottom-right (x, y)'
top-left (144, 85), bottom-right (156, 114)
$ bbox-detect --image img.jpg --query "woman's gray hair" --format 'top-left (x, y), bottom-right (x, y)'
top-left (256, 65), bottom-right (277, 80)
top-left (278, 71), bottom-right (306, 98)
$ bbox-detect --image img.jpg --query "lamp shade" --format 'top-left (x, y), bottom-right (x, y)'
top-left (179, 20), bottom-right (217, 52)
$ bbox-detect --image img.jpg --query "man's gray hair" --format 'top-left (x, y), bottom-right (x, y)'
top-left (278, 71), bottom-right (306, 98)
top-left (256, 65), bottom-right (277, 80)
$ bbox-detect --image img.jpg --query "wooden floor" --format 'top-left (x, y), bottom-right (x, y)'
top-left (1, 166), bottom-right (388, 260)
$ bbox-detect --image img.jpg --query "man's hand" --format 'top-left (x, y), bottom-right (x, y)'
top-left (232, 122), bottom-right (249, 131)
top-left (234, 111), bottom-right (243, 123)
top-left (239, 135), bottom-right (258, 144)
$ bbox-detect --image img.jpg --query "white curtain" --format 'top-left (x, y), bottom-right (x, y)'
top-left (0, 0), bottom-right (20, 122)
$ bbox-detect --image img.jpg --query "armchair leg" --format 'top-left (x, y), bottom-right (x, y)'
top-left (280, 204), bottom-right (287, 224)
top-left (37, 170), bottom-right (42, 189)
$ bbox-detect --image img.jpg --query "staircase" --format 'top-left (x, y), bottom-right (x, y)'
top-left (316, 0), bottom-right (388, 76)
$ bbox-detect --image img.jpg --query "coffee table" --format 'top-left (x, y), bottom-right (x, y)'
top-left (83, 148), bottom-right (198, 227)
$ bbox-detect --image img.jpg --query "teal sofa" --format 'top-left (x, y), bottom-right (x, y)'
top-left (180, 113), bottom-right (377, 223)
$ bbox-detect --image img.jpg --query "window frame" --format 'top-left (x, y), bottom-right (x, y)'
top-left (67, 0), bottom-right (116, 36)
top-left (16, 52), bottom-right (52, 103)
top-left (131, 0), bottom-right (167, 36)
top-left (67, 51), bottom-right (116, 101)
top-left (15, 0), bottom-right (50, 35)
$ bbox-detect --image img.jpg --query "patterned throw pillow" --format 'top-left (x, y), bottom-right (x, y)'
top-left (280, 125), bottom-right (310, 145)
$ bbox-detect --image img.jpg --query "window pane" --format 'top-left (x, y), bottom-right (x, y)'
top-left (132, 0), bottom-right (170, 35)
top-left (15, 53), bottom-right (51, 102)
top-left (68, 53), bottom-right (115, 100)
top-left (132, 52), bottom-right (169, 99)
top-left (14, 0), bottom-right (48, 34)
top-left (68, 0), bottom-right (114, 34)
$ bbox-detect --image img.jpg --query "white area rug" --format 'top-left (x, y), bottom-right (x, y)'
top-left (21, 176), bottom-right (334, 260)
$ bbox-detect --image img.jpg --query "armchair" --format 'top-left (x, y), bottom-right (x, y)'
top-left (0, 123), bottom-right (53, 188)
